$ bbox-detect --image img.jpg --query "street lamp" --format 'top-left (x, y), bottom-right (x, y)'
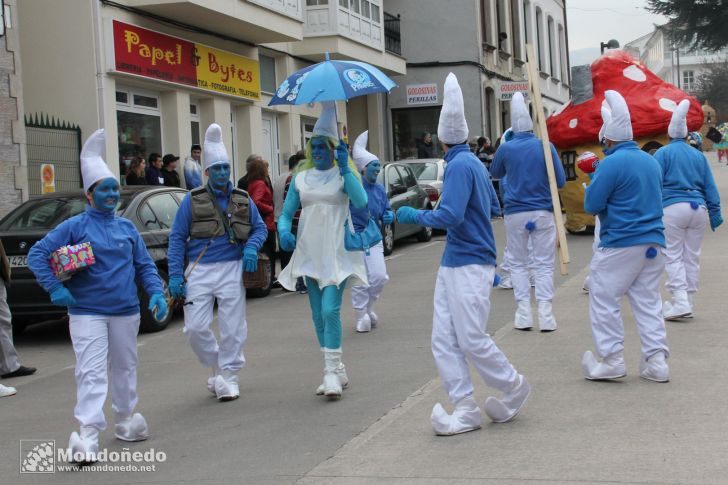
top-left (600, 39), bottom-right (620, 54)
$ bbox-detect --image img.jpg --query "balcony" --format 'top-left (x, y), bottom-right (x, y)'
top-left (383, 12), bottom-right (401, 55)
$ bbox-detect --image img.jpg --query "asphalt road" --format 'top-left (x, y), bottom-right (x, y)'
top-left (1, 219), bottom-right (595, 484)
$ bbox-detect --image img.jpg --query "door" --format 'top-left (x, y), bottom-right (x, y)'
top-left (261, 112), bottom-right (280, 180)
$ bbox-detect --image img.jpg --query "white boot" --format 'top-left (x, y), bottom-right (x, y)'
top-left (355, 308), bottom-right (371, 333)
top-left (68, 426), bottom-right (99, 464)
top-left (498, 273), bottom-right (513, 289)
top-left (514, 300), bottom-right (533, 330)
top-left (687, 292), bottom-right (695, 318)
top-left (115, 413), bottom-right (150, 442)
top-left (207, 365), bottom-right (220, 395)
top-left (484, 374), bottom-right (531, 423)
top-left (663, 290), bottom-right (692, 320)
top-left (640, 351), bottom-right (669, 383)
top-left (430, 395), bottom-right (482, 436)
top-left (537, 301), bottom-right (557, 332)
top-left (322, 348), bottom-right (344, 399)
top-left (367, 301), bottom-right (379, 328)
top-left (214, 369), bottom-right (240, 401)
top-left (582, 350), bottom-right (626, 380)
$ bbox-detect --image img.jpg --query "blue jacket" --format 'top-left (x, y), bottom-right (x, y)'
top-left (417, 144), bottom-right (499, 267)
top-left (350, 179), bottom-right (391, 231)
top-left (490, 131), bottom-right (566, 215)
top-left (584, 141), bottom-right (665, 248)
top-left (146, 166), bottom-right (165, 186)
top-left (167, 181), bottom-right (268, 279)
top-left (28, 206), bottom-right (163, 316)
top-left (184, 158), bottom-right (203, 189)
top-left (654, 139), bottom-right (721, 217)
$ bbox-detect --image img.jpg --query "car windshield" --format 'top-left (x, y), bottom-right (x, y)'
top-left (409, 162), bottom-right (438, 181)
top-left (0, 195), bottom-right (133, 230)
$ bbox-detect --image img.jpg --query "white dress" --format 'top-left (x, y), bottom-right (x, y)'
top-left (278, 167), bottom-right (368, 290)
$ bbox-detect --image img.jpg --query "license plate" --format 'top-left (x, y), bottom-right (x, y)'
top-left (8, 255), bottom-right (27, 268)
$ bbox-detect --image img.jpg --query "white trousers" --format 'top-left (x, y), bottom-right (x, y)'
top-left (0, 284), bottom-right (20, 374)
top-left (184, 259), bottom-right (246, 373)
top-left (350, 242), bottom-right (389, 311)
top-left (592, 216), bottom-right (601, 252)
top-left (663, 202), bottom-right (707, 294)
top-left (504, 210), bottom-right (556, 302)
top-left (588, 245), bottom-right (669, 359)
top-left (69, 313), bottom-right (140, 430)
top-left (432, 265), bottom-right (519, 404)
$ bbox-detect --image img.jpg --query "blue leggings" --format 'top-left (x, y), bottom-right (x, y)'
top-left (306, 277), bottom-right (347, 349)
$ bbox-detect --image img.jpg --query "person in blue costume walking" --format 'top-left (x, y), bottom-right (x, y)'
top-left (397, 73), bottom-right (529, 436)
top-left (349, 130), bottom-right (394, 333)
top-left (277, 101), bottom-right (368, 399)
top-left (167, 123), bottom-right (267, 402)
top-left (654, 100), bottom-right (723, 320)
top-left (490, 92), bottom-right (566, 332)
top-left (581, 90), bottom-right (670, 383)
top-left (28, 129), bottom-right (168, 463)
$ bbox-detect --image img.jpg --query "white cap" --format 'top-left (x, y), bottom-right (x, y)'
top-left (437, 73), bottom-right (469, 145)
top-left (602, 90), bottom-right (633, 142)
top-left (312, 101), bottom-right (339, 140)
top-left (511, 92), bottom-right (534, 132)
top-left (598, 100), bottom-right (611, 142)
top-left (80, 129), bottom-right (117, 193)
top-left (203, 123), bottom-right (230, 170)
top-left (352, 131), bottom-right (378, 171)
top-left (668, 99), bottom-right (690, 139)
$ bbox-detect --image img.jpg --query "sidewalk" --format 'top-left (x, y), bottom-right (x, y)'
top-left (298, 154), bottom-right (728, 485)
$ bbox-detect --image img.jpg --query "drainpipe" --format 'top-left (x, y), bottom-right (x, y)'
top-left (92, 0), bottom-right (105, 128)
top-left (561, 0), bottom-right (571, 87)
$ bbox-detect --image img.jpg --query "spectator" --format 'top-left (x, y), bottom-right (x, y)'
top-left (146, 153), bottom-right (164, 186)
top-left (475, 136), bottom-right (496, 169)
top-left (162, 154), bottom-right (181, 187)
top-left (247, 158), bottom-right (277, 282)
top-left (274, 151), bottom-right (305, 223)
top-left (277, 152), bottom-right (307, 293)
top-left (417, 132), bottom-right (435, 158)
top-left (236, 154), bottom-right (263, 191)
top-left (184, 144), bottom-right (203, 189)
top-left (125, 157), bottom-right (147, 186)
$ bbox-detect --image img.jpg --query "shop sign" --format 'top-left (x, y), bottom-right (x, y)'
top-left (111, 20), bottom-right (260, 101)
top-left (497, 81), bottom-right (529, 101)
top-left (406, 84), bottom-right (438, 105)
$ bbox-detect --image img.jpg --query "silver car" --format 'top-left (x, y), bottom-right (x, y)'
top-left (401, 158), bottom-right (446, 196)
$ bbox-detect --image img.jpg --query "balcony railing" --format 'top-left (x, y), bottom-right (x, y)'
top-left (384, 12), bottom-right (401, 55)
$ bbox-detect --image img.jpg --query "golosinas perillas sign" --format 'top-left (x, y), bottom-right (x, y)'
top-left (111, 20), bottom-right (261, 101)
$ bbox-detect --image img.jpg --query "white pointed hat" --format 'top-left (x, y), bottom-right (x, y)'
top-left (80, 129), bottom-right (116, 192)
top-left (437, 73), bottom-right (469, 145)
top-left (511, 92), bottom-right (534, 132)
top-left (598, 100), bottom-right (611, 142)
top-left (203, 123), bottom-right (230, 170)
top-left (352, 131), bottom-right (378, 171)
top-left (668, 99), bottom-right (690, 139)
top-left (602, 90), bottom-right (633, 142)
top-left (313, 101), bottom-right (339, 140)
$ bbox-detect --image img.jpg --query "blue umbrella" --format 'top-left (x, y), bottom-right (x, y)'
top-left (268, 53), bottom-right (397, 106)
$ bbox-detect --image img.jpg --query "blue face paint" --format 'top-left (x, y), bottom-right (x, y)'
top-left (91, 178), bottom-right (120, 212)
top-left (310, 137), bottom-right (334, 171)
top-left (207, 163), bottom-right (231, 190)
top-left (364, 160), bottom-right (381, 183)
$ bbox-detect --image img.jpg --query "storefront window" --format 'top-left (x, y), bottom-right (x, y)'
top-left (260, 55), bottom-right (277, 94)
top-left (117, 87), bottom-right (162, 182)
top-left (190, 103), bottom-right (200, 146)
top-left (391, 107), bottom-right (443, 160)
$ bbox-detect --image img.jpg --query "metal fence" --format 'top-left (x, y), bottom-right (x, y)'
top-left (384, 12), bottom-right (401, 56)
top-left (25, 113), bottom-right (82, 196)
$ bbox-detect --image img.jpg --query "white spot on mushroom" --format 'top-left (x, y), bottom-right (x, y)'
top-left (623, 65), bottom-right (647, 82)
top-left (659, 98), bottom-right (677, 112)
top-left (568, 118), bottom-right (578, 128)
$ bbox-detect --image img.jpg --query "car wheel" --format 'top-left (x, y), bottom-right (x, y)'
top-left (246, 249), bottom-right (274, 298)
top-left (382, 223), bottom-right (394, 256)
top-left (139, 268), bottom-right (174, 333)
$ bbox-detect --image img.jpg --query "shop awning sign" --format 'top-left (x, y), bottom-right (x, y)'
top-left (110, 20), bottom-right (260, 101)
top-left (406, 84), bottom-right (438, 105)
top-left (497, 81), bottom-right (529, 101)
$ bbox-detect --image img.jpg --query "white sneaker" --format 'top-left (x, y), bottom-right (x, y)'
top-left (582, 350), bottom-right (626, 380)
top-left (355, 310), bottom-right (371, 333)
top-left (431, 395), bottom-right (482, 436)
top-left (537, 301), bottom-right (557, 332)
top-left (514, 300), bottom-right (533, 330)
top-left (323, 372), bottom-right (342, 398)
top-left (68, 426), bottom-right (99, 464)
top-left (484, 374), bottom-right (531, 423)
top-left (0, 384), bottom-right (17, 397)
top-left (115, 413), bottom-right (150, 442)
top-left (316, 362), bottom-right (349, 395)
top-left (214, 373), bottom-right (240, 401)
top-left (663, 291), bottom-right (692, 320)
top-left (368, 311), bottom-right (379, 328)
top-left (498, 274), bottom-right (513, 289)
top-left (640, 351), bottom-right (669, 383)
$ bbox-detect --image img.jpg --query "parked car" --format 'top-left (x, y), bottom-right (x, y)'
top-left (401, 158), bottom-right (446, 199)
top-left (377, 162), bottom-right (433, 256)
top-left (0, 186), bottom-right (190, 333)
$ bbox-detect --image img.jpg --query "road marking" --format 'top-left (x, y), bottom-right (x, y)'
top-left (413, 240), bottom-right (443, 251)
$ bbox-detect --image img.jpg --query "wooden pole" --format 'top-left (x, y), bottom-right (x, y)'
top-left (524, 44), bottom-right (570, 275)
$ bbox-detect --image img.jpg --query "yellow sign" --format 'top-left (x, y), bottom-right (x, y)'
top-left (41, 163), bottom-right (55, 194)
top-left (195, 45), bottom-right (261, 100)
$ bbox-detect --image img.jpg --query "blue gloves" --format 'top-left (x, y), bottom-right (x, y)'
top-left (280, 231), bottom-right (296, 252)
top-left (337, 140), bottom-right (350, 176)
top-left (396, 206), bottom-right (420, 225)
top-left (243, 246), bottom-right (258, 272)
top-left (168, 275), bottom-right (186, 299)
top-left (382, 210), bottom-right (394, 225)
top-left (710, 213), bottom-right (723, 232)
top-left (50, 286), bottom-right (76, 307)
top-left (149, 293), bottom-right (168, 321)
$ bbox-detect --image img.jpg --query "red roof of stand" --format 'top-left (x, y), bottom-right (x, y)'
top-left (546, 50), bottom-right (703, 148)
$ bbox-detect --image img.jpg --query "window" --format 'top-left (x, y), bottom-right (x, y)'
top-left (560, 151), bottom-right (578, 181)
top-left (391, 107), bottom-right (443, 160)
top-left (351, 0), bottom-right (360, 13)
top-left (523, 1), bottom-right (531, 47)
top-left (362, 0), bottom-right (370, 18)
top-left (535, 8), bottom-right (543, 71)
top-left (511, 0), bottom-right (521, 58)
top-left (480, 0), bottom-right (490, 45)
top-left (260, 54), bottom-right (277, 94)
top-left (306, 0), bottom-right (327, 5)
top-left (386, 165), bottom-right (404, 192)
top-left (683, 70), bottom-right (695, 91)
top-left (301, 118), bottom-right (316, 149)
top-left (117, 87), bottom-right (162, 181)
top-left (548, 17), bottom-right (556, 76)
top-left (397, 165), bottom-right (418, 189)
top-left (116, 91), bottom-right (129, 104)
top-left (559, 24), bottom-right (568, 83)
top-left (190, 103), bottom-right (200, 146)
top-left (371, 4), bottom-right (380, 21)
top-left (139, 193), bottom-right (180, 231)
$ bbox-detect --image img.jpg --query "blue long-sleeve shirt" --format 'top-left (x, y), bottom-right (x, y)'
top-left (490, 131), bottom-right (566, 215)
top-left (350, 179), bottom-right (391, 231)
top-left (416, 143), bottom-right (498, 267)
top-left (28, 205), bottom-right (163, 316)
top-left (653, 139), bottom-right (721, 218)
top-left (584, 141), bottom-right (665, 248)
top-left (184, 158), bottom-right (203, 189)
top-left (167, 181), bottom-right (268, 279)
